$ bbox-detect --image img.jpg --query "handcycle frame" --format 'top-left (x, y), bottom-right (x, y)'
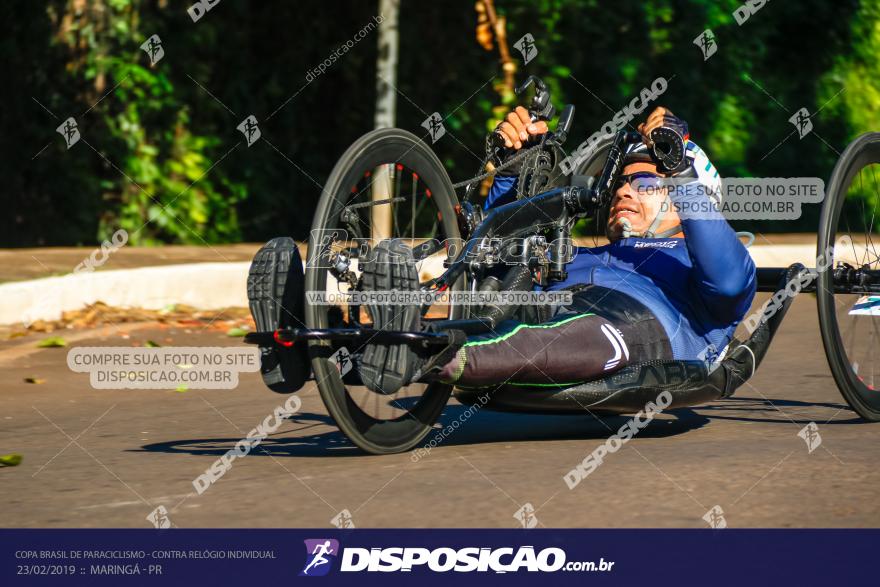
top-left (240, 80), bottom-right (880, 453)
top-left (245, 128), bottom-right (880, 351)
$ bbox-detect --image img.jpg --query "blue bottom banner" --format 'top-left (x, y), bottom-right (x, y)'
top-left (2, 529), bottom-right (874, 585)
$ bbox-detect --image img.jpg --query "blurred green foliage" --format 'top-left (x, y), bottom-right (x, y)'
top-left (3, 0), bottom-right (878, 246)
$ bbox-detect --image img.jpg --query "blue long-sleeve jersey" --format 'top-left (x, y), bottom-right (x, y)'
top-left (485, 142), bottom-right (757, 361)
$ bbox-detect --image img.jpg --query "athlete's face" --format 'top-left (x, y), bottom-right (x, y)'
top-left (606, 162), bottom-right (682, 241)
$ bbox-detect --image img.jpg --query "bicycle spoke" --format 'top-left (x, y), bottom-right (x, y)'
top-left (411, 169), bottom-right (416, 245)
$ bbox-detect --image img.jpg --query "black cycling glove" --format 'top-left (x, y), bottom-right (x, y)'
top-left (648, 110), bottom-right (691, 175)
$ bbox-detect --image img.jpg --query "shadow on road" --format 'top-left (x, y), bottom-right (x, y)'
top-left (137, 396), bottom-right (860, 459)
top-left (693, 396), bottom-right (861, 424)
top-left (137, 404), bottom-right (711, 458)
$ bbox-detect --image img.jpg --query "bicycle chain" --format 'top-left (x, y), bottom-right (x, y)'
top-left (450, 143), bottom-right (544, 190)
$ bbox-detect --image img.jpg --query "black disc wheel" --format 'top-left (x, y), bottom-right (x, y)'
top-left (305, 128), bottom-right (464, 453)
top-left (817, 132), bottom-right (880, 421)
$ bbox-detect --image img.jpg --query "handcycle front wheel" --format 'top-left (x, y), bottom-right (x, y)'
top-left (567, 135), bottom-right (614, 246)
top-left (817, 132), bottom-right (880, 421)
top-left (305, 128), bottom-right (465, 454)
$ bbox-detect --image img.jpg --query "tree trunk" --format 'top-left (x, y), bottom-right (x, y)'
top-left (372, 0), bottom-right (400, 244)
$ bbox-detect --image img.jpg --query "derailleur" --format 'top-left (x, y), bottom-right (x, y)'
top-left (466, 235), bottom-right (555, 286)
top-left (328, 249), bottom-right (358, 290)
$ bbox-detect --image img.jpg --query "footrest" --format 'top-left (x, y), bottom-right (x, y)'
top-left (243, 327), bottom-right (454, 349)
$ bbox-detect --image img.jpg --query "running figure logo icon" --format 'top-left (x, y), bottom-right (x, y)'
top-left (146, 505), bottom-right (172, 529)
top-left (330, 509), bottom-right (356, 529)
top-left (237, 115), bottom-right (261, 147)
top-left (300, 539), bottom-right (339, 577)
top-left (421, 112), bottom-right (446, 143)
top-left (702, 505), bottom-right (727, 529)
top-left (56, 117), bottom-right (80, 149)
top-left (798, 421), bottom-right (822, 453)
top-left (693, 29), bottom-right (717, 60)
top-left (514, 33), bottom-right (538, 64)
top-left (513, 503), bottom-right (539, 529)
top-left (140, 34), bottom-right (165, 65)
top-left (789, 108), bottom-right (813, 139)
top-left (330, 346), bottom-right (352, 376)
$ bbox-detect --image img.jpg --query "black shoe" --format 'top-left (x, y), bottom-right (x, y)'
top-left (247, 237), bottom-right (310, 393)
top-left (359, 240), bottom-right (466, 393)
top-left (359, 240), bottom-right (422, 394)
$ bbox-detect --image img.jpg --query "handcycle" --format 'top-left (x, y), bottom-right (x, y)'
top-left (245, 76), bottom-right (880, 455)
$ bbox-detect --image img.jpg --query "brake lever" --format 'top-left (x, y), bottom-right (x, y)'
top-left (546, 104), bottom-right (574, 147)
top-left (489, 75), bottom-right (557, 151)
top-left (516, 75), bottom-right (555, 122)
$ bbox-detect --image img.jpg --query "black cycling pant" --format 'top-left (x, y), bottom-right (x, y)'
top-left (439, 286), bottom-right (672, 387)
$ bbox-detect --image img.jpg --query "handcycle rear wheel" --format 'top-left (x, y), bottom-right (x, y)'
top-left (305, 128), bottom-right (464, 454)
top-left (817, 132), bottom-right (880, 421)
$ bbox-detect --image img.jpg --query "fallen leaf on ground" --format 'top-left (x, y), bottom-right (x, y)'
top-left (226, 327), bottom-right (248, 337)
top-left (0, 454), bottom-right (23, 467)
top-left (3, 302), bottom-right (254, 337)
top-left (24, 377), bottom-right (46, 384)
top-left (37, 336), bottom-right (67, 348)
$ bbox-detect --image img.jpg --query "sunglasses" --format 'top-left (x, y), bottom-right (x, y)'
top-left (614, 171), bottom-right (667, 193)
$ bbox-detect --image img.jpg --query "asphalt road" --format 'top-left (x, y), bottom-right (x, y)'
top-left (1, 295), bottom-right (878, 529)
